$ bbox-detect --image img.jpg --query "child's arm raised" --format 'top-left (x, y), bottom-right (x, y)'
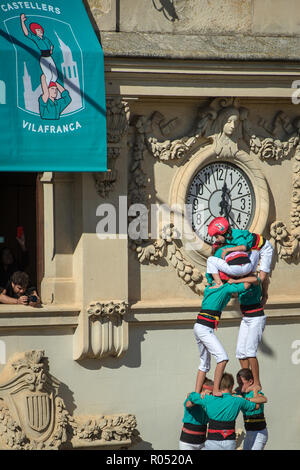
top-left (20, 14), bottom-right (29, 36)
top-left (221, 245), bottom-right (247, 259)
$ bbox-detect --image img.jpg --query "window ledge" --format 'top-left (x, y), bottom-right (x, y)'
top-left (0, 304), bottom-right (81, 330)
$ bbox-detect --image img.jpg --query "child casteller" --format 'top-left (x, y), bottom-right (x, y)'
top-left (207, 217), bottom-right (274, 306)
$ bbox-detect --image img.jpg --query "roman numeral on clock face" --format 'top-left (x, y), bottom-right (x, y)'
top-left (186, 162), bottom-right (255, 244)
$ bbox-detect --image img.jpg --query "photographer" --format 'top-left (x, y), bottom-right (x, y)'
top-left (0, 271), bottom-right (41, 307)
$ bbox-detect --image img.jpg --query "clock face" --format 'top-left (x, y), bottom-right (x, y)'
top-left (186, 162), bottom-right (255, 244)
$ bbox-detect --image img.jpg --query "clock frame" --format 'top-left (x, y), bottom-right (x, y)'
top-left (169, 146), bottom-right (269, 263)
top-left (186, 161), bottom-right (255, 244)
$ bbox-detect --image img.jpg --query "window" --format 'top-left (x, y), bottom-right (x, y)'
top-left (0, 172), bottom-right (41, 294)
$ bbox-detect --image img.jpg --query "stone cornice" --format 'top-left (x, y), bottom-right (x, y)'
top-left (104, 56), bottom-right (300, 98)
top-left (101, 31), bottom-right (300, 62)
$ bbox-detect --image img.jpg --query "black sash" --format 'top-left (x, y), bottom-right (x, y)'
top-left (243, 412), bottom-right (266, 431)
top-left (180, 422), bottom-right (207, 444)
top-left (207, 419), bottom-right (236, 441)
top-left (240, 303), bottom-right (265, 317)
top-left (196, 310), bottom-right (221, 329)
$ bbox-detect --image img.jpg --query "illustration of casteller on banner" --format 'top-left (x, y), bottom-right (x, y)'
top-left (0, 1), bottom-right (107, 171)
top-left (4, 12), bottom-right (84, 121)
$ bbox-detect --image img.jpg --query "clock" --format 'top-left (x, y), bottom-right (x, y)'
top-left (186, 162), bottom-right (255, 244)
top-left (169, 146), bottom-right (269, 261)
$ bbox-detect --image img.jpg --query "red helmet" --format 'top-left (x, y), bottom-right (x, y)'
top-left (48, 81), bottom-right (57, 89)
top-left (30, 23), bottom-right (44, 35)
top-left (208, 217), bottom-right (229, 237)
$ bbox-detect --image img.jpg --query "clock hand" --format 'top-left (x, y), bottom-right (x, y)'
top-left (219, 183), bottom-right (230, 219)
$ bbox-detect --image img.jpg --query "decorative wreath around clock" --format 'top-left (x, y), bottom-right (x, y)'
top-left (128, 97), bottom-right (300, 296)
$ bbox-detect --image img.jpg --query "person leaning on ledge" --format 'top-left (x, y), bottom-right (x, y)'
top-left (0, 271), bottom-right (41, 308)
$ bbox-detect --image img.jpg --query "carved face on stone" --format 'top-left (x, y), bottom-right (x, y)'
top-left (222, 113), bottom-right (240, 136)
top-left (215, 106), bottom-right (240, 137)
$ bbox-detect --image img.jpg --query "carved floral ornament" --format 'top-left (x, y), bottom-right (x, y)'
top-left (87, 301), bottom-right (129, 360)
top-left (0, 350), bottom-right (138, 450)
top-left (94, 98), bottom-right (130, 198)
top-left (129, 98), bottom-right (300, 295)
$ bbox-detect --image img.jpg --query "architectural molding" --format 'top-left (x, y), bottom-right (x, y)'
top-left (40, 173), bottom-right (76, 305)
top-left (94, 98), bottom-right (130, 198)
top-left (129, 98), bottom-right (273, 295)
top-left (130, 224), bottom-right (206, 295)
top-left (102, 32), bottom-right (300, 63)
top-left (0, 305), bottom-right (80, 330)
top-left (129, 98), bottom-right (300, 289)
top-left (73, 301), bottom-right (129, 361)
top-left (0, 350), bottom-right (138, 450)
top-left (104, 56), bottom-right (300, 99)
top-left (270, 145), bottom-right (300, 261)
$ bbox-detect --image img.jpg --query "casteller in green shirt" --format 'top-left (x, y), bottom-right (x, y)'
top-left (182, 397), bottom-right (208, 427)
top-left (197, 280), bottom-right (249, 329)
top-left (188, 392), bottom-right (257, 423)
top-left (39, 90), bottom-right (71, 120)
top-left (187, 392), bottom-right (257, 440)
top-left (239, 278), bottom-right (265, 317)
top-left (179, 398), bottom-right (209, 445)
top-left (225, 228), bottom-right (266, 252)
top-left (241, 390), bottom-right (267, 431)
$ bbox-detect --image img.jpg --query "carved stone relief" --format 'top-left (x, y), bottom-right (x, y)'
top-left (270, 145), bottom-right (300, 261)
top-left (128, 97), bottom-right (300, 296)
top-left (131, 224), bottom-right (206, 295)
top-left (0, 350), bottom-right (138, 450)
top-left (87, 301), bottom-right (129, 359)
top-left (94, 98), bottom-right (130, 198)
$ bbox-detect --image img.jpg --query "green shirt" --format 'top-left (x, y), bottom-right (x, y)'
top-left (238, 279), bottom-right (262, 306)
top-left (39, 91), bottom-right (72, 120)
top-left (182, 398), bottom-right (208, 426)
top-left (214, 244), bottom-right (236, 259)
top-left (241, 390), bottom-right (265, 417)
top-left (202, 281), bottom-right (248, 313)
top-left (188, 392), bottom-right (256, 422)
top-left (27, 31), bottom-right (53, 51)
top-left (225, 229), bottom-right (254, 251)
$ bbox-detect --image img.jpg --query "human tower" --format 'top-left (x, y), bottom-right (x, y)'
top-left (179, 217), bottom-right (273, 451)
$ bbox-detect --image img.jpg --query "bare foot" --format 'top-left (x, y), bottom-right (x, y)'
top-left (213, 390), bottom-right (223, 397)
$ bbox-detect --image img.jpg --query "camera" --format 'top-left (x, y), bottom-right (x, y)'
top-left (28, 295), bottom-right (38, 303)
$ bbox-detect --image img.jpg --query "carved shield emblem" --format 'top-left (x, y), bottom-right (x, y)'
top-left (26, 394), bottom-right (51, 432)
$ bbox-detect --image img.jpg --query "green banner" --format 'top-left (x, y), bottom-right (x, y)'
top-left (0, 0), bottom-right (107, 171)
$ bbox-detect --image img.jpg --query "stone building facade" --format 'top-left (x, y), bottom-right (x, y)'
top-left (1, 0), bottom-right (300, 449)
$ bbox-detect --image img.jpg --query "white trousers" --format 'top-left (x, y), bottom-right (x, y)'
top-left (236, 315), bottom-right (267, 359)
top-left (257, 240), bottom-right (274, 273)
top-left (194, 323), bottom-right (228, 373)
top-left (40, 56), bottom-right (58, 86)
top-left (206, 251), bottom-right (260, 276)
top-left (243, 428), bottom-right (268, 450)
top-left (204, 439), bottom-right (236, 450)
top-left (179, 440), bottom-right (205, 450)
